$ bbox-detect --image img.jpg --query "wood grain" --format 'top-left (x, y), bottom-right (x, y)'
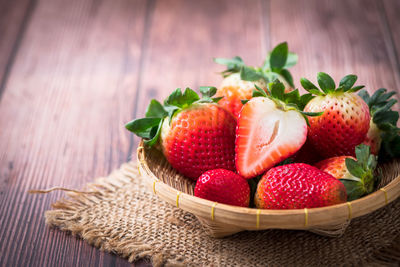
top-left (0, 0), bottom-right (150, 266)
top-left (269, 0), bottom-right (400, 96)
top-left (0, 0), bottom-right (34, 95)
top-left (133, 0), bottom-right (267, 148)
top-left (0, 0), bottom-right (400, 266)
top-left (138, 0), bottom-right (266, 99)
top-left (383, 0), bottom-right (400, 87)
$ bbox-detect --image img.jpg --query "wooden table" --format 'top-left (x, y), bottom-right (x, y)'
top-left (0, 0), bottom-right (399, 266)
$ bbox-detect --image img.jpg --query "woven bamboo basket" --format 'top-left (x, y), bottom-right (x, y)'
top-left (137, 140), bottom-right (400, 238)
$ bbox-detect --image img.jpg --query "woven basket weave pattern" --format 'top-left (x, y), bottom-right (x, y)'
top-left (138, 141), bottom-right (400, 237)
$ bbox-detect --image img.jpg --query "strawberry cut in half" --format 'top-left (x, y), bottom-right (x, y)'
top-left (235, 81), bottom-right (322, 179)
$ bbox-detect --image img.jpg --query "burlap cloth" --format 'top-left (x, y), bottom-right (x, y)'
top-left (44, 162), bottom-right (400, 266)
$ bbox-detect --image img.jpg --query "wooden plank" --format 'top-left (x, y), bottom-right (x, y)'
top-left (135, 0), bottom-right (266, 110)
top-left (0, 0), bottom-right (149, 266)
top-left (0, 0), bottom-right (33, 94)
top-left (269, 0), bottom-right (399, 96)
top-left (133, 0), bottom-right (266, 147)
top-left (383, 0), bottom-right (400, 88)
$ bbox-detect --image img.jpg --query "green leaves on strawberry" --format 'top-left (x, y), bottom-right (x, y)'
top-left (125, 87), bottom-right (221, 146)
top-left (242, 80), bottom-right (322, 125)
top-left (214, 42), bottom-right (297, 88)
top-left (358, 88), bottom-right (400, 161)
top-left (339, 144), bottom-right (378, 201)
top-left (301, 72), bottom-right (365, 95)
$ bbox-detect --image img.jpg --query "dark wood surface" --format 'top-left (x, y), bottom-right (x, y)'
top-left (0, 0), bottom-right (399, 266)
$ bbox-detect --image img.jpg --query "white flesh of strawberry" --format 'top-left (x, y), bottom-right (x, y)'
top-left (236, 97), bottom-right (307, 178)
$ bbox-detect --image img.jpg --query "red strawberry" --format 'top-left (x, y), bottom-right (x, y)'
top-left (315, 156), bottom-right (355, 179)
top-left (358, 88), bottom-right (399, 157)
top-left (292, 139), bottom-right (322, 164)
top-left (363, 121), bottom-right (381, 155)
top-left (194, 169), bottom-right (250, 207)
top-left (301, 73), bottom-right (370, 157)
top-left (315, 144), bottom-right (378, 200)
top-left (215, 75), bottom-right (267, 119)
top-left (235, 81), bottom-right (320, 179)
top-left (254, 163), bottom-right (347, 209)
top-left (214, 42), bottom-right (297, 119)
top-left (126, 87), bottom-right (236, 180)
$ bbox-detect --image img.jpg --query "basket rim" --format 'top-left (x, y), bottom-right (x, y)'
top-left (137, 141), bottom-right (400, 228)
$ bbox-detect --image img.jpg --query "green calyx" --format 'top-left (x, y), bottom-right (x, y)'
top-left (339, 144), bottom-right (378, 201)
top-left (300, 72), bottom-right (365, 96)
top-left (214, 42), bottom-right (298, 88)
top-left (125, 87), bottom-right (222, 147)
top-left (358, 88), bottom-right (400, 161)
top-left (241, 80), bottom-right (323, 126)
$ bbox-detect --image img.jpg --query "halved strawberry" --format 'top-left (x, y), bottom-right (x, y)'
top-left (235, 81), bottom-right (321, 179)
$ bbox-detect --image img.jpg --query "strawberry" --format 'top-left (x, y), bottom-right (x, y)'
top-left (254, 163), bottom-right (347, 209)
top-left (301, 73), bottom-right (370, 158)
top-left (235, 81), bottom-right (321, 179)
top-left (126, 87), bottom-right (236, 180)
top-left (315, 156), bottom-right (355, 180)
top-left (292, 139), bottom-right (322, 164)
top-left (315, 144), bottom-right (378, 200)
top-left (358, 88), bottom-right (400, 159)
top-left (194, 169), bottom-right (250, 207)
top-left (214, 42), bottom-right (297, 119)
top-left (214, 75), bottom-right (267, 119)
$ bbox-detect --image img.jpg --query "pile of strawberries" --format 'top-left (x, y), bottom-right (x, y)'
top-left (126, 42), bottom-right (400, 209)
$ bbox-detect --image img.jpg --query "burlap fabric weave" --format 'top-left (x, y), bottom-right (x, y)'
top-left (45, 162), bottom-right (400, 266)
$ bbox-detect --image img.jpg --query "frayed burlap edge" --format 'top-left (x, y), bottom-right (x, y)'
top-left (44, 163), bottom-right (187, 267)
top-left (43, 162), bottom-right (399, 266)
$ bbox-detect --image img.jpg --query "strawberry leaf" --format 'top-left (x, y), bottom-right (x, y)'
top-left (285, 52), bottom-right (298, 68)
top-left (347, 85), bottom-right (365, 93)
top-left (211, 96), bottom-right (224, 103)
top-left (127, 86), bottom-right (221, 147)
top-left (125, 117), bottom-right (162, 139)
top-left (345, 158), bottom-right (365, 178)
top-left (145, 99), bottom-right (167, 118)
top-left (199, 86), bottom-right (218, 97)
top-left (339, 179), bottom-right (366, 201)
top-left (299, 93), bottom-right (315, 110)
top-left (216, 42), bottom-right (297, 91)
top-left (269, 42), bottom-right (288, 71)
top-left (283, 89), bottom-right (300, 105)
top-left (301, 111), bottom-right (324, 117)
top-left (317, 72), bottom-right (336, 93)
top-left (144, 119), bottom-right (163, 146)
top-left (304, 73), bottom-right (364, 97)
top-left (214, 56), bottom-right (244, 77)
top-left (374, 110), bottom-right (399, 127)
top-left (355, 144), bottom-right (370, 169)
top-left (254, 84), bottom-right (268, 97)
top-left (241, 99), bottom-right (249, 105)
top-left (300, 78), bottom-right (318, 91)
top-left (270, 81), bottom-right (285, 100)
top-left (280, 69), bottom-right (295, 88)
top-left (240, 66), bottom-right (263, 81)
top-left (339, 74), bottom-right (357, 91)
top-left (340, 144), bottom-right (378, 200)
